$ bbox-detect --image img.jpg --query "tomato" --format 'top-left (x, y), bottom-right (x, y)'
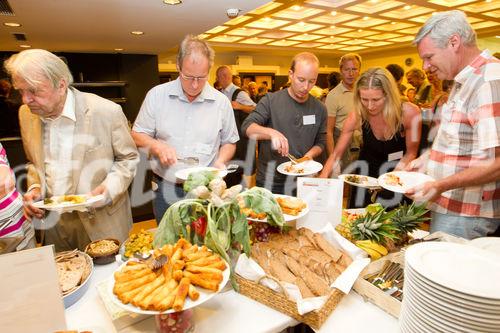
top-left (191, 216), bottom-right (207, 237)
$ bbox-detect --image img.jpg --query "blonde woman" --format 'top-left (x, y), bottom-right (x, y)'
top-left (320, 67), bottom-right (421, 207)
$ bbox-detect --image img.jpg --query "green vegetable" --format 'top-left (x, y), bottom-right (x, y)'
top-left (153, 197), bottom-right (250, 289)
top-left (238, 187), bottom-right (285, 228)
top-left (183, 170), bottom-right (217, 192)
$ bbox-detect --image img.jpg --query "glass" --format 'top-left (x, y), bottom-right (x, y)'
top-left (342, 67), bottom-right (359, 74)
top-left (179, 71), bottom-right (208, 83)
top-left (155, 310), bottom-right (194, 333)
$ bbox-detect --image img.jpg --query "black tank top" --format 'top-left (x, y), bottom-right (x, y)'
top-left (358, 121), bottom-right (406, 178)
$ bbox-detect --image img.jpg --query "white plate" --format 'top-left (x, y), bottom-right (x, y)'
top-left (406, 242), bottom-right (500, 299)
top-left (469, 237), bottom-right (500, 255)
top-left (277, 160), bottom-right (323, 176)
top-left (245, 194), bottom-right (309, 223)
top-left (174, 167), bottom-right (228, 181)
top-left (378, 171), bottom-right (434, 193)
top-left (33, 194), bottom-right (104, 211)
top-left (109, 258), bottom-right (230, 315)
top-left (338, 174), bottom-right (380, 189)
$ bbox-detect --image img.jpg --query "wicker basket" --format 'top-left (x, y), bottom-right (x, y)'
top-left (235, 274), bottom-right (345, 330)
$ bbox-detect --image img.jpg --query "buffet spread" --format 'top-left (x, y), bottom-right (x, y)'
top-left (8, 168), bottom-right (499, 333)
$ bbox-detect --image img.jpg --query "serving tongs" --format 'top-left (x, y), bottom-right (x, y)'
top-left (177, 156), bottom-right (199, 166)
top-left (134, 252), bottom-right (168, 270)
top-left (287, 154), bottom-right (310, 165)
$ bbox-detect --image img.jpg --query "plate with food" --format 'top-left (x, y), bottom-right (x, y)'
top-left (120, 229), bottom-right (155, 261)
top-left (33, 194), bottom-right (105, 211)
top-left (55, 249), bottom-right (94, 308)
top-left (110, 238), bottom-right (230, 315)
top-left (244, 194), bottom-right (309, 223)
top-left (175, 167), bottom-right (228, 181)
top-left (378, 171), bottom-right (435, 193)
top-left (338, 174), bottom-right (380, 189)
top-left (277, 160), bottom-right (323, 176)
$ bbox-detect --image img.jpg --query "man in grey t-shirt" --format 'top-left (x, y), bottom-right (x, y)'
top-left (241, 52), bottom-right (327, 194)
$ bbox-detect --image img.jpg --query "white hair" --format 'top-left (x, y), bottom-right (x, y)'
top-left (413, 10), bottom-right (476, 48)
top-left (176, 35), bottom-right (215, 71)
top-left (4, 49), bottom-right (73, 88)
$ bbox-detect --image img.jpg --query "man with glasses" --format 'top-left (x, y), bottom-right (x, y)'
top-left (324, 53), bottom-right (362, 172)
top-left (132, 35), bottom-right (239, 222)
top-left (241, 52), bottom-right (327, 194)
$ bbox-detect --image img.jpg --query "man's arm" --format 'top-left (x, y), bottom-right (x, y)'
top-left (232, 90), bottom-right (256, 114)
top-left (131, 131), bottom-right (178, 166)
top-left (99, 109), bottom-right (139, 203)
top-left (232, 101), bottom-right (255, 114)
top-left (213, 143), bottom-right (236, 169)
top-left (407, 146), bottom-right (500, 202)
top-left (246, 123), bottom-right (289, 156)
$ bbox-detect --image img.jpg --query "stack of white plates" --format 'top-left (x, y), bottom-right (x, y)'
top-left (400, 241), bottom-right (500, 333)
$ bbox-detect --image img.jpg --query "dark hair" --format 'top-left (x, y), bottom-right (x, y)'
top-left (386, 64), bottom-right (405, 82)
top-left (327, 71), bottom-right (341, 89)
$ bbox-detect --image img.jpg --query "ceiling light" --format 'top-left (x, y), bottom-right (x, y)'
top-left (496, 35), bottom-right (500, 38)
top-left (358, 29), bottom-right (363, 32)
top-left (299, 21), bottom-right (305, 26)
top-left (163, 0), bottom-right (182, 4)
top-left (363, 16), bottom-right (369, 20)
top-left (292, 5), bottom-right (301, 11)
top-left (19, 44), bottom-right (30, 48)
top-left (331, 11), bottom-right (337, 16)
top-left (330, 25), bottom-right (335, 29)
top-left (4, 22), bottom-right (21, 27)
top-left (404, 5), bottom-right (411, 10)
top-left (114, 48), bottom-right (123, 51)
top-left (370, 0), bottom-right (378, 2)
top-left (391, 21), bottom-right (396, 25)
top-left (486, 0), bottom-right (492, 2)
top-left (131, 31), bottom-right (144, 35)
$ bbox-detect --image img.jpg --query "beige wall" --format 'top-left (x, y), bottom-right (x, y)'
top-left (158, 36), bottom-right (499, 87)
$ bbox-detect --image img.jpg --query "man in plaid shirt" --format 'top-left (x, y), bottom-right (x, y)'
top-left (406, 10), bottom-right (500, 239)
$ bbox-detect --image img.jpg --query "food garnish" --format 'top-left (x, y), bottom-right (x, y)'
top-left (345, 175), bottom-right (368, 184)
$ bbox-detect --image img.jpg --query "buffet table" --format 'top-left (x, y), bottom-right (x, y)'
top-left (65, 259), bottom-right (399, 333)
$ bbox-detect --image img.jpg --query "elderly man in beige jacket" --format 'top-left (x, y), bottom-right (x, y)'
top-left (5, 49), bottom-right (139, 251)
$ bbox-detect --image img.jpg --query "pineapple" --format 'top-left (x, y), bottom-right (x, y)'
top-left (390, 202), bottom-right (430, 245)
top-left (336, 210), bottom-right (362, 241)
top-left (350, 209), bottom-right (399, 245)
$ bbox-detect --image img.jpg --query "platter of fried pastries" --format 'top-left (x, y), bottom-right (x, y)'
top-left (244, 195), bottom-right (309, 223)
top-left (110, 238), bottom-right (229, 314)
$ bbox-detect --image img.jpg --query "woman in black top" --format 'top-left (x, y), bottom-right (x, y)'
top-left (320, 67), bottom-right (421, 208)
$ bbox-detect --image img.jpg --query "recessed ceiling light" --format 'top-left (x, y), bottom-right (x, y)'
top-left (486, 0), bottom-right (492, 2)
top-left (163, 0), bottom-right (182, 4)
top-left (114, 48), bottom-right (123, 51)
top-left (496, 35), bottom-right (500, 38)
top-left (358, 29), bottom-right (363, 32)
top-left (404, 5), bottom-right (411, 10)
top-left (131, 31), bottom-right (144, 35)
top-left (363, 16), bottom-right (369, 20)
top-left (292, 5), bottom-right (301, 11)
top-left (330, 25), bottom-right (335, 29)
top-left (391, 21), bottom-right (396, 25)
top-left (331, 11), bottom-right (337, 16)
top-left (4, 22), bottom-right (21, 27)
top-left (19, 44), bottom-right (31, 48)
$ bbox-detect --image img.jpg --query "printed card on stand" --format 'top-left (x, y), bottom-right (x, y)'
top-left (296, 177), bottom-right (344, 232)
top-left (0, 246), bottom-right (67, 333)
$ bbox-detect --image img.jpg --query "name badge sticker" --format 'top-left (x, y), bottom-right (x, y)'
top-left (388, 150), bottom-right (403, 161)
top-left (303, 115), bottom-right (316, 125)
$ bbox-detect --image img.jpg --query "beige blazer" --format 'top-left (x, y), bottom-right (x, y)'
top-left (19, 88), bottom-right (139, 244)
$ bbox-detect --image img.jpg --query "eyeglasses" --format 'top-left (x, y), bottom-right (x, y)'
top-left (342, 67), bottom-right (359, 74)
top-left (179, 71), bottom-right (208, 82)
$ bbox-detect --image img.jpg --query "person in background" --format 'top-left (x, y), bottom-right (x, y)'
top-left (5, 49), bottom-right (139, 251)
top-left (256, 85), bottom-right (267, 101)
top-left (260, 81), bottom-right (270, 93)
top-left (242, 52), bottom-right (327, 194)
top-left (327, 71), bottom-right (341, 91)
top-left (406, 10), bottom-right (500, 239)
top-left (213, 80), bottom-right (222, 91)
top-left (320, 67), bottom-right (421, 208)
top-left (406, 87), bottom-right (416, 103)
top-left (132, 35), bottom-right (238, 223)
top-left (0, 143), bottom-right (35, 250)
top-left (386, 64), bottom-right (408, 101)
top-left (324, 53), bottom-right (362, 171)
top-left (406, 68), bottom-right (433, 107)
top-left (247, 81), bottom-right (259, 103)
top-left (0, 79), bottom-right (21, 138)
top-left (216, 65), bottom-right (256, 183)
top-left (232, 75), bottom-right (242, 89)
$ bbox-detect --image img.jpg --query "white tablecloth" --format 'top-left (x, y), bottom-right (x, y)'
top-left (65, 260), bottom-right (399, 333)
